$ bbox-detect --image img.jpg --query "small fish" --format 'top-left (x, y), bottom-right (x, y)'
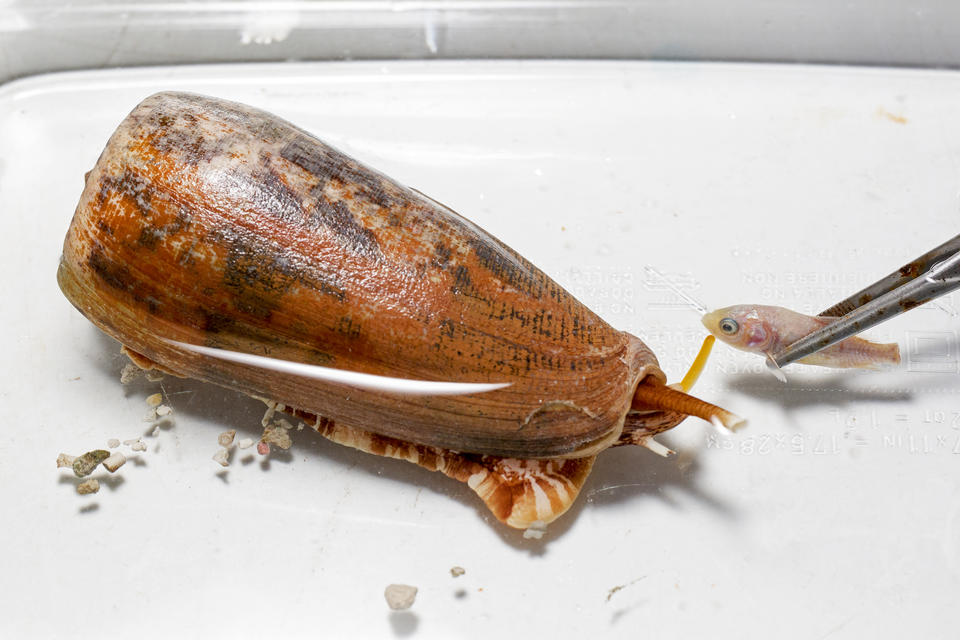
top-left (702, 304), bottom-right (901, 369)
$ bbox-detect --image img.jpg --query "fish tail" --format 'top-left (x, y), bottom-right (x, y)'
top-left (856, 340), bottom-right (901, 368)
top-left (881, 341), bottom-right (901, 366)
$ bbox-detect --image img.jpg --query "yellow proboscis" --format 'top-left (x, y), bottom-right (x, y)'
top-left (678, 335), bottom-right (716, 392)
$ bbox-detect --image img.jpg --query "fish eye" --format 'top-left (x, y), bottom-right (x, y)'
top-left (719, 318), bottom-right (739, 335)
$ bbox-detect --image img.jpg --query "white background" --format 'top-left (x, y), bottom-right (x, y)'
top-left (1, 61), bottom-right (958, 638)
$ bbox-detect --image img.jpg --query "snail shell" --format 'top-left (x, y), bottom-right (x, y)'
top-left (58, 92), bottom-right (739, 528)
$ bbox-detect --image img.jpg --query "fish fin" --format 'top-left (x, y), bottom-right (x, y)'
top-left (764, 352), bottom-right (788, 382)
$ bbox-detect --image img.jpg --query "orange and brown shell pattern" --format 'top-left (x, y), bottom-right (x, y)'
top-left (58, 92), bottom-right (741, 530)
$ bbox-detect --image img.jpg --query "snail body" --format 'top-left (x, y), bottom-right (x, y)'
top-left (58, 92), bottom-right (739, 529)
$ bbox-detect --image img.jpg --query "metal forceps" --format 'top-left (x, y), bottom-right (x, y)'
top-left (769, 233), bottom-right (960, 370)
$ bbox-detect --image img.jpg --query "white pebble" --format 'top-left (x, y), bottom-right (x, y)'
top-left (107, 438), bottom-right (120, 449)
top-left (119, 363), bottom-right (141, 384)
top-left (156, 404), bottom-right (172, 417)
top-left (56, 453), bottom-right (77, 469)
top-left (523, 521), bottom-right (548, 540)
top-left (260, 401), bottom-right (277, 427)
top-left (212, 449), bottom-right (229, 467)
top-left (238, 438), bottom-right (254, 450)
top-left (77, 478), bottom-right (100, 495)
top-left (130, 440), bottom-right (147, 452)
top-left (103, 452), bottom-right (127, 472)
top-left (262, 423), bottom-right (293, 449)
top-left (218, 430), bottom-right (237, 448)
top-left (384, 584), bottom-right (418, 610)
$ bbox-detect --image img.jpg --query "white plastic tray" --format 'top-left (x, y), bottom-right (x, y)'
top-left (1, 61), bottom-right (958, 638)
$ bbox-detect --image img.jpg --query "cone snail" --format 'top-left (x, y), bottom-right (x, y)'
top-left (58, 92), bottom-right (742, 531)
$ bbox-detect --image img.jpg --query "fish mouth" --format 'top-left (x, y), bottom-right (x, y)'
top-left (701, 310), bottom-right (722, 334)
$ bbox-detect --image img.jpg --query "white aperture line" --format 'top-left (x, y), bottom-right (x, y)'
top-left (164, 339), bottom-right (511, 396)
